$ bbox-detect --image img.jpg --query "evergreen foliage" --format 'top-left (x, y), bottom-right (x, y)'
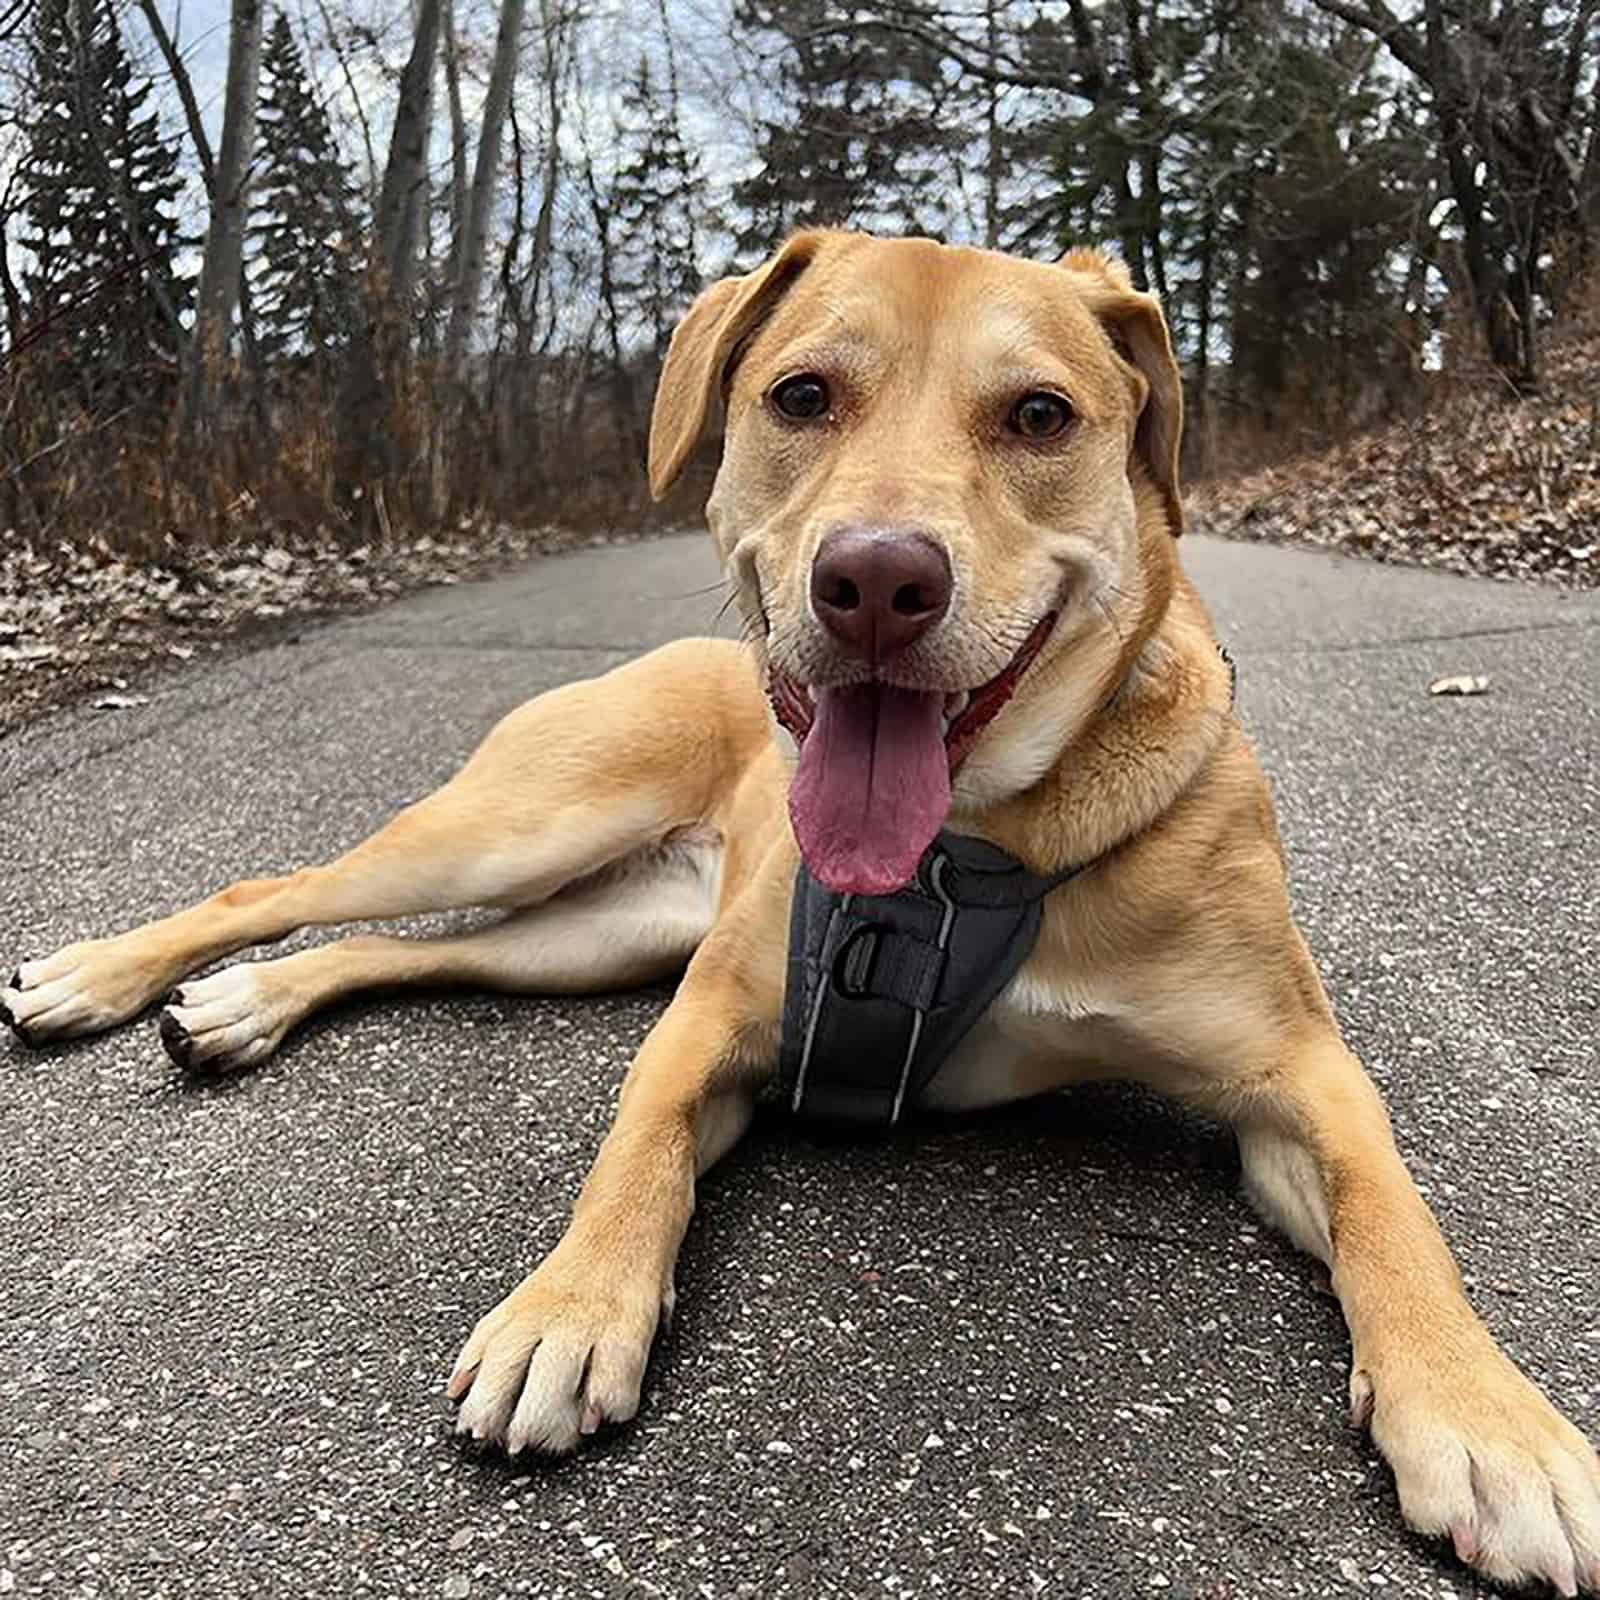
top-left (611, 52), bottom-right (705, 359)
top-left (251, 10), bottom-right (362, 365)
top-left (731, 0), bottom-right (960, 249)
top-left (18, 0), bottom-right (189, 414)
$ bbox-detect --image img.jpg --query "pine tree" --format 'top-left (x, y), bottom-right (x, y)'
top-left (611, 53), bottom-right (706, 361)
top-left (250, 11), bottom-right (362, 365)
top-left (1147, 0), bottom-right (1432, 422)
top-left (19, 0), bottom-right (190, 416)
top-left (731, 0), bottom-right (958, 254)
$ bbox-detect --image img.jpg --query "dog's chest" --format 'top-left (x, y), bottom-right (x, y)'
top-left (918, 966), bottom-right (1127, 1111)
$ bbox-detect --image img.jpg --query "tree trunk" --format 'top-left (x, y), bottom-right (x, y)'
top-left (509, 0), bottom-right (569, 386)
top-left (444, 0), bottom-right (528, 379)
top-left (374, 0), bottom-right (443, 310)
top-left (335, 0), bottom-right (443, 523)
top-left (135, 0), bottom-right (265, 423)
top-left (1309, 0), bottom-right (1549, 391)
top-left (184, 0), bottom-right (264, 431)
top-left (1423, 0), bottom-right (1531, 386)
top-left (443, 0), bottom-right (469, 291)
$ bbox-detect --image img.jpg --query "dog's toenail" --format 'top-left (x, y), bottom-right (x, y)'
top-left (166, 988), bottom-right (186, 1009)
top-left (159, 1009), bottom-right (193, 1069)
top-left (3, 1001), bottom-right (32, 1046)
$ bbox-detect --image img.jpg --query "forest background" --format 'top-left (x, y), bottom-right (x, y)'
top-left (2, 0), bottom-right (1598, 569)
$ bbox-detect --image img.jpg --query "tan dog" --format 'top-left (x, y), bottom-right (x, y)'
top-left (5, 231), bottom-right (1596, 1594)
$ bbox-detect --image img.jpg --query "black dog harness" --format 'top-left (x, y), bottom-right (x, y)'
top-left (778, 832), bottom-right (1084, 1127)
top-left (776, 646), bottom-right (1238, 1130)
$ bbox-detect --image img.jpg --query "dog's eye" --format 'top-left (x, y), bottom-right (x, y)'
top-left (1010, 391), bottom-right (1074, 440)
top-left (770, 374), bottom-right (831, 422)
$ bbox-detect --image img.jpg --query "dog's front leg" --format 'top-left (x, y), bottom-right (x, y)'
top-left (445, 850), bottom-right (788, 1456)
top-left (1228, 1031), bottom-right (1600, 1593)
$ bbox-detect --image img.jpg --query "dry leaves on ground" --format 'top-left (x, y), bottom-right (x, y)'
top-left (0, 522), bottom-right (666, 735)
top-left (1189, 329), bottom-right (1600, 590)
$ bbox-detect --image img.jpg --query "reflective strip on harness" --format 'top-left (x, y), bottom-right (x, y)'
top-left (778, 832), bottom-right (1082, 1128)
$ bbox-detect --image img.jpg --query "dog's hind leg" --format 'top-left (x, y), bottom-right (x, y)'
top-left (3, 640), bottom-right (765, 1047)
top-left (158, 837), bottom-right (721, 1074)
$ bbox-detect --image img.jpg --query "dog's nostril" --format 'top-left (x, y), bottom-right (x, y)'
top-left (822, 577), bottom-right (861, 611)
top-left (892, 582), bottom-right (935, 616)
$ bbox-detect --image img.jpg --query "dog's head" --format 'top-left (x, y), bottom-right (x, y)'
top-left (649, 230), bottom-right (1185, 896)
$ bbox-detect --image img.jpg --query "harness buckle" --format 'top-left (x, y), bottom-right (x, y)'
top-left (832, 925), bottom-right (881, 997)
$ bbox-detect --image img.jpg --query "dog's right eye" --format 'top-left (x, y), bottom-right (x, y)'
top-left (770, 374), bottom-right (831, 421)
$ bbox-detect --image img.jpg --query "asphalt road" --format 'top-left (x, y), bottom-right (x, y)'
top-left (2, 533), bottom-right (1597, 1600)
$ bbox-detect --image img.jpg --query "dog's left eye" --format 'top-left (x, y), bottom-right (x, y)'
top-left (770, 374), bottom-right (831, 421)
top-left (1009, 391), bottom-right (1074, 440)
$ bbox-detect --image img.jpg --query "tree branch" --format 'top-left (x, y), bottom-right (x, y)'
top-left (1307, 0), bottom-right (1430, 79)
top-left (797, 15), bottom-right (1088, 96)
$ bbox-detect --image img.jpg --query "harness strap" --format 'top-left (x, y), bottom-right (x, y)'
top-left (779, 833), bottom-right (1083, 1128)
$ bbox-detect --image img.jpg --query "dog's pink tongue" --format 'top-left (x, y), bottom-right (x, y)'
top-left (789, 683), bottom-right (950, 895)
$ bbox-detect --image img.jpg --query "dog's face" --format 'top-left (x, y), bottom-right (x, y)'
top-left (650, 231), bottom-right (1184, 896)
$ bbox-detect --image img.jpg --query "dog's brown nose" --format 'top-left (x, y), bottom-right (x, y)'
top-left (810, 529), bottom-right (953, 665)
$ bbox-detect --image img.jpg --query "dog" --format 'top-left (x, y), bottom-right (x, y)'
top-left (4, 231), bottom-right (1596, 1594)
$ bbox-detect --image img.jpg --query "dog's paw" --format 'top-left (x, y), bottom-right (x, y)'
top-left (2, 938), bottom-right (162, 1044)
top-left (445, 1240), bottom-right (669, 1455)
top-left (160, 965), bottom-right (291, 1075)
top-left (1354, 1337), bottom-right (1600, 1595)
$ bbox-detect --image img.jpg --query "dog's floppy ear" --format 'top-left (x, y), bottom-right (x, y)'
top-left (648, 231), bottom-right (830, 501)
top-left (1058, 248), bottom-right (1185, 535)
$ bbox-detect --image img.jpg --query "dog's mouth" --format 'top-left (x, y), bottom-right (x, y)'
top-left (768, 612), bottom-right (1057, 896)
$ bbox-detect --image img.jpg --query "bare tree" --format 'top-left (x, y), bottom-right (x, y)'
top-left (304, 0), bottom-right (378, 202)
top-left (1310, 0), bottom-right (1600, 389)
top-left (444, 0), bottom-right (528, 378)
top-left (184, 0), bottom-right (264, 428)
top-left (374, 0), bottom-right (443, 309)
top-left (442, 0), bottom-right (469, 290)
top-left (136, 0), bottom-right (265, 415)
top-left (332, 0), bottom-right (444, 522)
